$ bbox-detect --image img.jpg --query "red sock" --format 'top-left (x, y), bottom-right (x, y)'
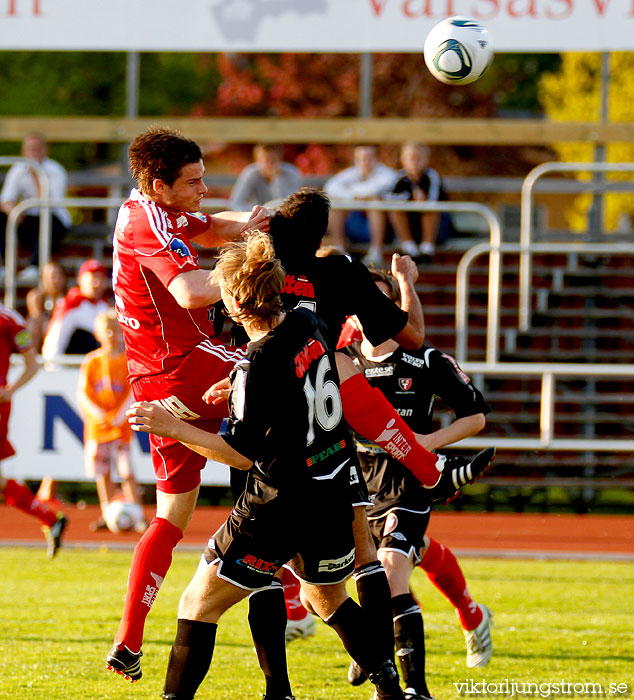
top-left (280, 567), bottom-right (309, 621)
top-left (340, 373), bottom-right (441, 487)
top-left (419, 537), bottom-right (483, 631)
top-left (115, 516), bottom-right (183, 652)
top-left (3, 479), bottom-right (58, 527)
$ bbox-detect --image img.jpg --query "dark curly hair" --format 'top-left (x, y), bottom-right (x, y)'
top-left (128, 126), bottom-right (202, 195)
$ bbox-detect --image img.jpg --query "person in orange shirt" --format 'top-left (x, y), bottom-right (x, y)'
top-left (77, 309), bottom-right (145, 532)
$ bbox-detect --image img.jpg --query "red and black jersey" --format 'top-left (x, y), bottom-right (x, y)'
top-left (345, 341), bottom-right (490, 515)
top-left (279, 254), bottom-right (408, 349)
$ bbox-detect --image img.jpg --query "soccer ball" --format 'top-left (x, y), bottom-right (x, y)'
top-left (423, 17), bottom-right (494, 85)
top-left (104, 499), bottom-right (144, 533)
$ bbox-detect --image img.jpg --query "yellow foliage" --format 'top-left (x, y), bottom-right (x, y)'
top-left (539, 52), bottom-right (634, 232)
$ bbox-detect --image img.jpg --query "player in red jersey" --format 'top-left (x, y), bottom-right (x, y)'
top-left (106, 126), bottom-right (270, 681)
top-left (0, 303), bottom-right (67, 558)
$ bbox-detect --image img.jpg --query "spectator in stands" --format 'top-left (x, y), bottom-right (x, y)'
top-left (323, 145), bottom-right (397, 266)
top-left (77, 308), bottom-right (145, 533)
top-left (42, 258), bottom-right (110, 363)
top-left (25, 260), bottom-right (67, 352)
top-left (0, 133), bottom-right (71, 283)
top-left (229, 144), bottom-right (301, 211)
top-left (386, 142), bottom-right (452, 264)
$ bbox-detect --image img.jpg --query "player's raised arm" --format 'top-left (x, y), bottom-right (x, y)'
top-left (190, 206), bottom-right (272, 247)
top-left (167, 269), bottom-right (221, 309)
top-left (390, 253), bottom-right (425, 349)
top-left (127, 402), bottom-right (252, 470)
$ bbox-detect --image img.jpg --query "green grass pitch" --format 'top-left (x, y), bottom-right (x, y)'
top-left (0, 547), bottom-right (632, 699)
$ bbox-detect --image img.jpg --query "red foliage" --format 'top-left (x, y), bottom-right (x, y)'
top-left (198, 53), bottom-right (547, 179)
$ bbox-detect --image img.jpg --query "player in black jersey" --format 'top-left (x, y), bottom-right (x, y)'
top-left (127, 233), bottom-right (405, 700)
top-left (207, 189), bottom-right (494, 696)
top-left (342, 268), bottom-right (495, 698)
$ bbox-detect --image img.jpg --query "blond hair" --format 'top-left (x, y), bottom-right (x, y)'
top-left (212, 232), bottom-right (285, 326)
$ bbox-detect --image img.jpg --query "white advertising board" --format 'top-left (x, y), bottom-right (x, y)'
top-left (5, 365), bottom-right (231, 486)
top-left (0, 0), bottom-right (632, 52)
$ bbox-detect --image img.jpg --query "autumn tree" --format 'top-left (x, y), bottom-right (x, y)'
top-left (202, 52), bottom-right (556, 181)
top-left (540, 52), bottom-right (634, 233)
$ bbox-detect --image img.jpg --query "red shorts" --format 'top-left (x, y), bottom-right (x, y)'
top-left (0, 402), bottom-right (15, 461)
top-left (131, 340), bottom-right (244, 494)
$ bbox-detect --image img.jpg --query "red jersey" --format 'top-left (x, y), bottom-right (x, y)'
top-left (0, 304), bottom-right (33, 386)
top-left (113, 188), bottom-right (216, 382)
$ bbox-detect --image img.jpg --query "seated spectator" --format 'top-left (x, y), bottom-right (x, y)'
top-left (42, 258), bottom-right (111, 362)
top-left (386, 142), bottom-right (452, 263)
top-left (25, 260), bottom-right (67, 352)
top-left (229, 144), bottom-right (301, 211)
top-left (0, 133), bottom-right (71, 283)
top-left (323, 145), bottom-right (397, 266)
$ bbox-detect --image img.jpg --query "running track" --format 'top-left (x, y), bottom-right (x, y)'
top-left (1, 505), bottom-right (633, 560)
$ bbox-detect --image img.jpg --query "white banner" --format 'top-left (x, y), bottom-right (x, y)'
top-left (1, 0), bottom-right (633, 52)
top-left (6, 365), bottom-right (231, 487)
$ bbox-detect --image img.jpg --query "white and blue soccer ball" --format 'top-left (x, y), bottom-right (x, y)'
top-left (423, 17), bottom-right (494, 86)
top-left (104, 499), bottom-right (144, 533)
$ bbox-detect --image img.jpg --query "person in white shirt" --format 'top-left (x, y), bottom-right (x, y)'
top-left (324, 145), bottom-right (397, 266)
top-left (0, 133), bottom-right (71, 282)
top-left (230, 144), bottom-right (302, 211)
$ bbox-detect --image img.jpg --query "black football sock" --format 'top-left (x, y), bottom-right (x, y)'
top-left (162, 618), bottom-right (217, 700)
top-left (393, 593), bottom-right (431, 698)
top-left (248, 581), bottom-right (293, 698)
top-left (354, 560), bottom-right (395, 663)
top-left (325, 597), bottom-right (402, 699)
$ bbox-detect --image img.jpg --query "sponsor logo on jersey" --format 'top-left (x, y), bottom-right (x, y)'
top-left (281, 274), bottom-right (315, 299)
top-left (376, 419), bottom-right (412, 460)
top-left (307, 438), bottom-right (347, 467)
top-left (384, 511), bottom-right (399, 536)
top-left (15, 329), bottom-right (32, 350)
top-left (317, 549), bottom-right (355, 573)
top-left (441, 352), bottom-right (471, 384)
top-left (398, 378), bottom-right (413, 391)
top-left (401, 352), bottom-right (426, 368)
top-left (365, 366), bottom-right (393, 378)
top-left (396, 408), bottom-right (413, 417)
top-left (169, 237), bottom-right (195, 260)
top-left (294, 337), bottom-right (326, 378)
top-left (117, 311), bottom-right (141, 330)
top-left (237, 553), bottom-right (280, 574)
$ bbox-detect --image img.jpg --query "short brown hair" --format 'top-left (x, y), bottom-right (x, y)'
top-left (128, 126), bottom-right (202, 195)
top-left (211, 231), bottom-right (285, 326)
top-left (369, 268), bottom-right (401, 304)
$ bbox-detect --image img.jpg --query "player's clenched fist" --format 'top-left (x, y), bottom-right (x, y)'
top-left (127, 401), bottom-right (182, 439)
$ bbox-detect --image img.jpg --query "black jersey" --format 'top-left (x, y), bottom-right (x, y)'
top-left (345, 341), bottom-right (490, 515)
top-left (387, 168), bottom-right (448, 204)
top-left (279, 254), bottom-right (408, 349)
top-left (222, 307), bottom-right (356, 511)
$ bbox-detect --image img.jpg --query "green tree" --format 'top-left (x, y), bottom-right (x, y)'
top-left (540, 52), bottom-right (634, 233)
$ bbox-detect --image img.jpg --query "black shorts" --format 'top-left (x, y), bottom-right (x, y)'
top-left (350, 460), bottom-right (371, 508)
top-left (206, 480), bottom-right (355, 590)
top-left (367, 505), bottom-right (431, 565)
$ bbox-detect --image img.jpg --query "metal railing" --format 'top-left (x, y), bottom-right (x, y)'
top-left (455, 240), bottom-right (634, 365)
top-left (0, 157), bottom-right (51, 279)
top-left (3, 195), bottom-right (232, 308)
top-left (456, 361), bottom-right (634, 453)
top-left (519, 161), bottom-right (634, 332)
